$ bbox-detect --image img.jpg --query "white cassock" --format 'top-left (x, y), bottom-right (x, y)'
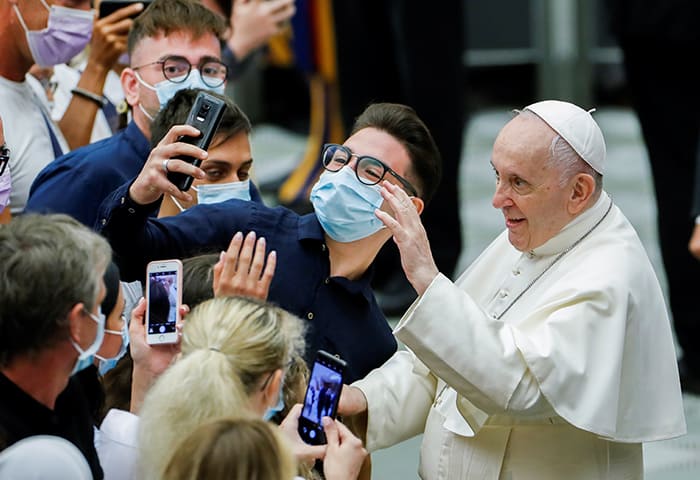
top-left (354, 192), bottom-right (686, 479)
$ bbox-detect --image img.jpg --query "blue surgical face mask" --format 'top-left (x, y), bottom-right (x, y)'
top-left (263, 379), bottom-right (285, 421)
top-left (71, 308), bottom-right (106, 375)
top-left (96, 315), bottom-right (129, 376)
top-left (193, 179), bottom-right (251, 205)
top-left (310, 167), bottom-right (386, 242)
top-left (135, 71), bottom-right (226, 111)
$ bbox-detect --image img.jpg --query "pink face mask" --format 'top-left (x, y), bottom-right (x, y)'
top-left (13, 0), bottom-right (94, 68)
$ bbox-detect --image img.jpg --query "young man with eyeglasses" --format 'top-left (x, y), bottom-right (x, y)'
top-left (25, 0), bottom-right (257, 228)
top-left (97, 102), bottom-right (442, 383)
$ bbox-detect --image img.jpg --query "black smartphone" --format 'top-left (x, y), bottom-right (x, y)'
top-left (167, 90), bottom-right (227, 191)
top-left (98, 0), bottom-right (153, 19)
top-left (298, 350), bottom-right (347, 445)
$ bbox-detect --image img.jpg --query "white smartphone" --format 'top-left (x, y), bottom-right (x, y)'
top-left (145, 259), bottom-right (182, 345)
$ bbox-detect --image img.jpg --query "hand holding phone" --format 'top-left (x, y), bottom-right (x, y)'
top-left (298, 350), bottom-right (347, 445)
top-left (167, 91), bottom-right (227, 191)
top-left (145, 259), bottom-right (182, 345)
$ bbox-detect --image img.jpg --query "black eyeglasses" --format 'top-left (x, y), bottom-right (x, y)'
top-left (321, 143), bottom-right (418, 196)
top-left (132, 55), bottom-right (228, 88)
top-left (0, 144), bottom-right (9, 177)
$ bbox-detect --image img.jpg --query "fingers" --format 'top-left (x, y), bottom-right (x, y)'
top-left (322, 416), bottom-right (339, 445)
top-left (214, 231), bottom-right (276, 300)
top-left (99, 2), bottom-right (145, 23)
top-left (280, 403), bottom-right (303, 429)
top-left (130, 125), bottom-right (206, 204)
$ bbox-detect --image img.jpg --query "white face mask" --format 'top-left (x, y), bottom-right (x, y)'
top-left (71, 308), bottom-right (105, 374)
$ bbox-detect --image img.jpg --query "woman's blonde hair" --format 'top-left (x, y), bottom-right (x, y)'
top-left (162, 416), bottom-right (297, 480)
top-left (138, 297), bottom-right (305, 479)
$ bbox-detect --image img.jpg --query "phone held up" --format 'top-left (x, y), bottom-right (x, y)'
top-left (98, 0), bottom-right (153, 19)
top-left (298, 350), bottom-right (347, 445)
top-left (145, 259), bottom-right (182, 345)
top-left (167, 90), bottom-right (227, 191)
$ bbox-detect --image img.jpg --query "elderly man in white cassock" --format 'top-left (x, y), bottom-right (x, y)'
top-left (339, 100), bottom-right (686, 479)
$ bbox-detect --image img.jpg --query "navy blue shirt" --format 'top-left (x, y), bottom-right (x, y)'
top-left (26, 121), bottom-right (151, 227)
top-left (97, 183), bottom-right (397, 382)
top-left (26, 121), bottom-right (263, 228)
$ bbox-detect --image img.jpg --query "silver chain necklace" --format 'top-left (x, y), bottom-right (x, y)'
top-left (496, 197), bottom-right (614, 320)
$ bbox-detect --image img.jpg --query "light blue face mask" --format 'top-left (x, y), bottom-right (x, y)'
top-left (96, 315), bottom-right (129, 376)
top-left (71, 308), bottom-right (106, 375)
top-left (310, 167), bottom-right (386, 242)
top-left (263, 379), bottom-right (285, 421)
top-left (193, 179), bottom-right (251, 205)
top-left (135, 70), bottom-right (226, 110)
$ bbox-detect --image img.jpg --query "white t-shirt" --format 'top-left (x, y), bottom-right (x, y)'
top-left (0, 75), bottom-right (69, 214)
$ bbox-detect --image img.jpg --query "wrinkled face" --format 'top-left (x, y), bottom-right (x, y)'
top-left (490, 114), bottom-right (575, 252)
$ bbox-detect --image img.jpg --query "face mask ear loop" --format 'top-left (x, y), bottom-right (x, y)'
top-left (169, 194), bottom-right (186, 212)
top-left (12, 5), bottom-right (31, 33)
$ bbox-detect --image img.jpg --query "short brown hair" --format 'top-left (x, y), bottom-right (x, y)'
top-left (150, 89), bottom-right (252, 149)
top-left (128, 0), bottom-right (227, 56)
top-left (351, 103), bottom-right (442, 204)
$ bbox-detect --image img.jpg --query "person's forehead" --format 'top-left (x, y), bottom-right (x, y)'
top-left (131, 30), bottom-right (221, 64)
top-left (493, 116), bottom-right (552, 167)
top-left (343, 127), bottom-right (411, 173)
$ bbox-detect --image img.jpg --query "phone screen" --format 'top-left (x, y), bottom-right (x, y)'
top-left (298, 351), bottom-right (346, 445)
top-left (147, 269), bottom-right (178, 335)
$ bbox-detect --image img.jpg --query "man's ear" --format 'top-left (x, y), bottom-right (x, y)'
top-left (120, 68), bottom-right (140, 108)
top-left (67, 303), bottom-right (86, 343)
top-left (568, 173), bottom-right (595, 215)
top-left (411, 196), bottom-right (425, 216)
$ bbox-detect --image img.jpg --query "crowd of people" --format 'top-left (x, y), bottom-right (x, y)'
top-left (0, 0), bottom-right (692, 479)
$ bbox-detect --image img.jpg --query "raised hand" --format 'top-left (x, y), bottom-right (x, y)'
top-left (213, 230), bottom-right (277, 300)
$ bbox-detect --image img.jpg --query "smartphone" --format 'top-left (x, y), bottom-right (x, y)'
top-left (98, 0), bottom-right (153, 19)
top-left (298, 350), bottom-right (347, 445)
top-left (167, 90), bottom-right (227, 191)
top-left (145, 259), bottom-right (182, 345)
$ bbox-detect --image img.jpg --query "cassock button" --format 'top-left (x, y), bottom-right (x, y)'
top-left (307, 312), bottom-right (314, 320)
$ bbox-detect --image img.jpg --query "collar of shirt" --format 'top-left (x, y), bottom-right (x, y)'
top-left (122, 121), bottom-right (151, 166)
